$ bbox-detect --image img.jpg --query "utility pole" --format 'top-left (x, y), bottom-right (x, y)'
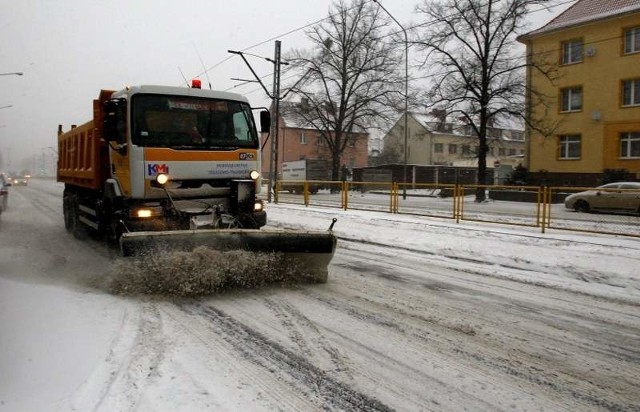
top-left (373, 0), bottom-right (409, 199)
top-left (230, 41), bottom-right (307, 203)
top-left (229, 42), bottom-right (284, 203)
top-left (269, 41), bottom-right (282, 203)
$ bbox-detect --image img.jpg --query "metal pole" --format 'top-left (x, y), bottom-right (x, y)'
top-left (268, 41), bottom-right (282, 203)
top-left (228, 46), bottom-right (287, 203)
top-left (403, 35), bottom-right (408, 199)
top-left (372, 0), bottom-right (408, 199)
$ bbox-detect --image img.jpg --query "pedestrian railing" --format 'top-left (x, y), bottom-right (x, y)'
top-left (272, 180), bottom-right (640, 238)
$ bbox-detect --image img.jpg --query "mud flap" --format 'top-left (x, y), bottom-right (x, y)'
top-left (119, 228), bottom-right (337, 283)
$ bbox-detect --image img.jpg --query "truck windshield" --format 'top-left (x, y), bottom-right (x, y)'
top-left (131, 94), bottom-right (259, 149)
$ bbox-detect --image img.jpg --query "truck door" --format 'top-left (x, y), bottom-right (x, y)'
top-left (109, 147), bottom-right (132, 197)
top-left (104, 98), bottom-right (133, 196)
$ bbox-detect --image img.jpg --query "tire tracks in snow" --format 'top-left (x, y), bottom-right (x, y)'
top-left (321, 250), bottom-right (640, 411)
top-left (175, 300), bottom-right (394, 412)
top-left (339, 236), bottom-right (640, 307)
top-left (158, 301), bottom-right (315, 411)
top-left (262, 297), bottom-right (355, 381)
top-left (67, 302), bottom-right (166, 411)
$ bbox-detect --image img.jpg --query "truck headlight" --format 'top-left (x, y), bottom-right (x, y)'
top-left (250, 170), bottom-right (260, 180)
top-left (254, 200), bottom-right (264, 212)
top-left (156, 173), bottom-right (169, 185)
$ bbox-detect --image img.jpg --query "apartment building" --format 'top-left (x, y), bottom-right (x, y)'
top-left (260, 101), bottom-right (369, 179)
top-left (381, 112), bottom-right (525, 168)
top-left (518, 0), bottom-right (640, 185)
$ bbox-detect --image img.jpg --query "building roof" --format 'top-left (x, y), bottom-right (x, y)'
top-left (279, 101), bottom-right (317, 130)
top-left (278, 100), bottom-right (368, 134)
top-left (521, 0), bottom-right (640, 38)
top-left (407, 113), bottom-right (524, 141)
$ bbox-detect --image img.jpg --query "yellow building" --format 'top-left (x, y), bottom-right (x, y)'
top-left (519, 0), bottom-right (640, 186)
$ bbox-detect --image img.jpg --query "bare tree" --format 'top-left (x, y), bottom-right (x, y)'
top-left (285, 0), bottom-right (404, 181)
top-left (413, 0), bottom-right (557, 201)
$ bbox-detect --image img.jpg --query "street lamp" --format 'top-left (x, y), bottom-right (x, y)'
top-left (0, 72), bottom-right (23, 76)
top-left (373, 0), bottom-right (409, 199)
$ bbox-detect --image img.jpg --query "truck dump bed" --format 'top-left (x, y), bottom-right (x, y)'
top-left (57, 90), bottom-right (114, 190)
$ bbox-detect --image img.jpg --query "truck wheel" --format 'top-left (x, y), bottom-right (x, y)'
top-left (106, 219), bottom-right (123, 247)
top-left (64, 195), bottom-right (87, 239)
top-left (63, 195), bottom-right (78, 233)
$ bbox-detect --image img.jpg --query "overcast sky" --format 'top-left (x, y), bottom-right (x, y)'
top-left (0, 0), bottom-right (571, 174)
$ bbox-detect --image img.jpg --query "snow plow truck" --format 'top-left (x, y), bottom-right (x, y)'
top-left (57, 82), bottom-right (336, 282)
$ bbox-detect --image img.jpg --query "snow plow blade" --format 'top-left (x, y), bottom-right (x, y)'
top-left (119, 228), bottom-right (337, 283)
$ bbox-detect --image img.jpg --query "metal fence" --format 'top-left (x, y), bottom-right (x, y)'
top-left (272, 180), bottom-right (640, 238)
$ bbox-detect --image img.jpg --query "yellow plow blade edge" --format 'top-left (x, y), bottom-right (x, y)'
top-left (119, 228), bottom-right (337, 283)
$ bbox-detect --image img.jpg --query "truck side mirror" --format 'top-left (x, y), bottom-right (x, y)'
top-left (103, 98), bottom-right (127, 143)
top-left (259, 110), bottom-right (271, 133)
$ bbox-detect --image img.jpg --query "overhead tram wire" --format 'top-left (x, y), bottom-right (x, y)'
top-left (244, 1), bottom-right (578, 93)
top-left (190, 0), bottom-right (576, 93)
top-left (223, 1), bottom-right (408, 96)
top-left (192, 1), bottom-right (371, 83)
top-left (226, 70), bottom-right (309, 97)
top-left (190, 0), bottom-right (575, 85)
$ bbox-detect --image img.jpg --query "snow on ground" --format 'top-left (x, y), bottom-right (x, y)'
top-left (268, 203), bottom-right (640, 304)
top-left (1, 179), bottom-right (639, 411)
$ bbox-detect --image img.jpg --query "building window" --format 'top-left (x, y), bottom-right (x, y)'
top-left (462, 144), bottom-right (471, 155)
top-left (561, 39), bottom-right (583, 64)
top-left (508, 148), bottom-right (516, 156)
top-left (622, 79), bottom-right (640, 106)
top-left (558, 135), bottom-right (581, 159)
top-left (487, 127), bottom-right (501, 138)
top-left (299, 132), bottom-right (306, 144)
top-left (449, 144), bottom-right (457, 154)
top-left (434, 143), bottom-right (443, 153)
top-left (498, 147), bottom-right (506, 156)
top-left (317, 136), bottom-right (324, 146)
top-left (560, 87), bottom-right (582, 112)
top-left (348, 136), bottom-right (355, 147)
top-left (624, 27), bottom-right (640, 54)
top-left (620, 132), bottom-right (640, 158)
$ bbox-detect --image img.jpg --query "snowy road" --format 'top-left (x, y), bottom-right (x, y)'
top-left (1, 179), bottom-right (639, 411)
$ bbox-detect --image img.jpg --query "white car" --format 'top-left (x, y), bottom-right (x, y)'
top-left (564, 182), bottom-right (640, 215)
